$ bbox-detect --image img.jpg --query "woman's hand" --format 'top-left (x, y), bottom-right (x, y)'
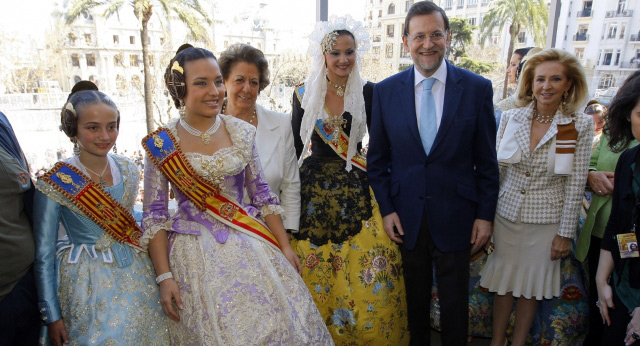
top-left (588, 171), bottom-right (615, 196)
top-left (625, 307), bottom-right (640, 345)
top-left (48, 319), bottom-right (69, 346)
top-left (550, 235), bottom-right (571, 260)
top-left (159, 278), bottom-right (183, 321)
top-left (597, 279), bottom-right (614, 326)
top-left (282, 245), bottom-right (302, 275)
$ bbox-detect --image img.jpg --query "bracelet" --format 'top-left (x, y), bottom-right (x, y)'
top-left (155, 272), bottom-right (173, 284)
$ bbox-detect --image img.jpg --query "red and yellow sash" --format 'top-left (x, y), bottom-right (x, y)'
top-left (41, 162), bottom-right (143, 250)
top-left (295, 85), bottom-right (367, 172)
top-left (141, 128), bottom-right (281, 251)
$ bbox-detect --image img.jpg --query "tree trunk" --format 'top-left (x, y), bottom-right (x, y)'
top-left (141, 9), bottom-right (154, 134)
top-left (502, 23), bottom-right (515, 100)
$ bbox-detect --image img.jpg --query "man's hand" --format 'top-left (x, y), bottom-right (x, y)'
top-left (470, 219), bottom-right (492, 253)
top-left (382, 212), bottom-right (404, 243)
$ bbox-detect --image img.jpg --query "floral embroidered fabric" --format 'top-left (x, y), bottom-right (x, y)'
top-left (294, 157), bottom-right (373, 245)
top-left (142, 116), bottom-right (331, 345)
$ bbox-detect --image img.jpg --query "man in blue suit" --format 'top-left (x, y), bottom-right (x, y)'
top-left (367, 2), bottom-right (499, 344)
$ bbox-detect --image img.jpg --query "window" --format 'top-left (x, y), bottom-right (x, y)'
top-left (574, 48), bottom-right (584, 60)
top-left (113, 53), bottom-right (123, 66)
top-left (400, 45), bottom-right (410, 58)
top-left (113, 35), bottom-right (119, 44)
top-left (86, 53), bottom-right (95, 67)
top-left (372, 46), bottom-right (381, 55)
top-left (149, 54), bottom-right (154, 66)
top-left (68, 33), bottom-right (76, 46)
top-left (388, 3), bottom-right (395, 14)
top-left (373, 35), bottom-right (381, 42)
top-left (615, 49), bottom-right (621, 65)
top-left (71, 54), bottom-right (80, 67)
top-left (74, 76), bottom-right (81, 84)
top-left (130, 54), bottom-right (139, 67)
top-left (131, 75), bottom-right (141, 89)
top-left (385, 43), bottom-right (394, 58)
top-left (445, 0), bottom-right (453, 9)
top-left (467, 16), bottom-right (476, 26)
top-left (482, 0), bottom-right (489, 4)
top-left (130, 35), bottom-right (135, 44)
top-left (518, 32), bottom-right (526, 43)
top-left (607, 24), bottom-right (618, 38)
top-left (224, 40), bottom-right (229, 48)
top-left (258, 42), bottom-right (262, 50)
top-left (457, 0), bottom-right (464, 8)
top-left (378, 10), bottom-right (382, 17)
top-left (602, 50), bottom-right (613, 65)
top-left (479, 14), bottom-right (484, 26)
top-left (387, 24), bottom-right (395, 38)
top-left (160, 37), bottom-right (165, 45)
top-left (617, 0), bottom-right (626, 13)
top-left (369, 10), bottom-right (373, 19)
top-left (598, 74), bottom-right (615, 89)
top-left (84, 33), bottom-right (92, 44)
top-left (468, 0), bottom-right (477, 5)
top-left (405, 0), bottom-right (413, 11)
top-left (620, 23), bottom-right (626, 38)
top-left (116, 75), bottom-right (127, 90)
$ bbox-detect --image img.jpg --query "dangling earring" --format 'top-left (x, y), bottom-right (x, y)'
top-left (72, 139), bottom-right (80, 156)
top-left (562, 91), bottom-right (568, 105)
top-left (179, 99), bottom-right (186, 117)
top-left (112, 143), bottom-right (118, 154)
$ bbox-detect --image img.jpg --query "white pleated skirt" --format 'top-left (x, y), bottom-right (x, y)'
top-left (479, 214), bottom-right (561, 300)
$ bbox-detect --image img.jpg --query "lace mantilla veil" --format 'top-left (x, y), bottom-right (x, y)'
top-left (299, 15), bottom-right (370, 171)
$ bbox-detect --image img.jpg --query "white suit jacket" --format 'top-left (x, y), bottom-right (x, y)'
top-left (496, 103), bottom-right (593, 238)
top-left (254, 103), bottom-right (301, 231)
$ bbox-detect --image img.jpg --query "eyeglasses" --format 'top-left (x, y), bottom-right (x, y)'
top-left (406, 31), bottom-right (448, 44)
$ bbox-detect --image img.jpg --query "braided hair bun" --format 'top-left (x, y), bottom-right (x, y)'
top-left (60, 80), bottom-right (119, 138)
top-left (164, 43), bottom-right (217, 109)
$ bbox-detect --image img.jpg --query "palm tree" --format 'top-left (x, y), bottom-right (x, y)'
top-left (479, 0), bottom-right (547, 98)
top-left (66, 0), bottom-right (212, 133)
top-left (448, 18), bottom-right (474, 63)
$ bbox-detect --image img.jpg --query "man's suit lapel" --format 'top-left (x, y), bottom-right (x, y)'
top-left (430, 62), bottom-right (462, 157)
top-left (399, 67), bottom-right (425, 158)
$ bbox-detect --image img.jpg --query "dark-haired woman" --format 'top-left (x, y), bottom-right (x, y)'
top-left (219, 43), bottom-right (300, 235)
top-left (291, 17), bottom-right (408, 344)
top-left (596, 70), bottom-right (640, 345)
top-left (142, 45), bottom-right (331, 344)
top-left (33, 81), bottom-right (169, 345)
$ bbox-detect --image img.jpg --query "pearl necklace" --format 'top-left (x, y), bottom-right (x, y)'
top-left (180, 116), bottom-right (221, 144)
top-left (79, 159), bottom-right (110, 188)
top-left (326, 75), bottom-right (346, 98)
top-left (534, 107), bottom-right (555, 124)
top-left (221, 99), bottom-right (257, 125)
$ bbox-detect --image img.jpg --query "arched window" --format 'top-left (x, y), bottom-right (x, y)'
top-left (131, 75), bottom-right (141, 89)
top-left (598, 74), bottom-right (615, 89)
top-left (388, 3), bottom-right (395, 14)
top-left (73, 76), bottom-right (82, 84)
top-left (89, 75), bottom-right (98, 88)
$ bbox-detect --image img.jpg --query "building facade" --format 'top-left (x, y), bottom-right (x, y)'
top-left (554, 0), bottom-right (639, 101)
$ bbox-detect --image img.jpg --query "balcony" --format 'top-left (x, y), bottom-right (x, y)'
top-left (620, 61), bottom-right (640, 69)
top-left (631, 34), bottom-right (640, 42)
top-left (576, 9), bottom-right (592, 17)
top-left (605, 10), bottom-right (633, 17)
top-left (573, 33), bottom-right (589, 41)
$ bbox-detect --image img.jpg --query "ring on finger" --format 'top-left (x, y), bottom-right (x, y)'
top-left (633, 332), bottom-right (640, 340)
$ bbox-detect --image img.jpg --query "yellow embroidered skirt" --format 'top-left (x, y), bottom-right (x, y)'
top-left (292, 157), bottom-right (409, 345)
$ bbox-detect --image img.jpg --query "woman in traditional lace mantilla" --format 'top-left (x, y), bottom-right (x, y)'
top-left (141, 44), bottom-right (331, 345)
top-left (290, 16), bottom-right (409, 345)
top-left (33, 81), bottom-right (169, 345)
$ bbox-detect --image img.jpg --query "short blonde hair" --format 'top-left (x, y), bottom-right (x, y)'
top-left (514, 49), bottom-right (588, 116)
